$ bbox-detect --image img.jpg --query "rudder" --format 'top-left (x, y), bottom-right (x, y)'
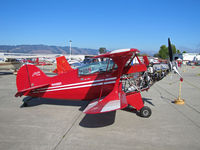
top-left (16, 64), bottom-right (49, 92)
top-left (54, 56), bottom-right (73, 74)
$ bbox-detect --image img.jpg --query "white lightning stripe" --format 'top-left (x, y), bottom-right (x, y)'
top-left (104, 81), bottom-right (116, 85)
top-left (110, 49), bottom-right (130, 54)
top-left (101, 100), bottom-right (121, 112)
top-left (105, 77), bottom-right (117, 81)
top-left (39, 77), bottom-right (117, 91)
top-left (33, 81), bottom-right (116, 93)
top-left (46, 79), bottom-right (103, 90)
top-left (46, 82), bottom-right (103, 92)
top-left (83, 101), bottom-right (99, 113)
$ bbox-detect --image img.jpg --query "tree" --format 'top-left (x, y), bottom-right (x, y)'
top-left (171, 44), bottom-right (177, 54)
top-left (158, 45), bottom-right (168, 59)
top-left (153, 53), bottom-right (159, 57)
top-left (158, 44), bottom-right (177, 59)
top-left (177, 49), bottom-right (181, 54)
top-left (99, 47), bottom-right (106, 54)
top-left (182, 51), bottom-right (187, 53)
top-left (141, 53), bottom-right (148, 56)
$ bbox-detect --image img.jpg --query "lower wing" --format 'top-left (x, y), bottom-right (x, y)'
top-left (83, 88), bottom-right (128, 114)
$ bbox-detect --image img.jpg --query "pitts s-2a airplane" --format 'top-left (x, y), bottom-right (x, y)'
top-left (15, 48), bottom-right (154, 117)
top-left (15, 39), bottom-right (182, 118)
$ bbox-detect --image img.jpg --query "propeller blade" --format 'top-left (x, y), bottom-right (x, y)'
top-left (168, 38), bottom-right (183, 81)
top-left (169, 61), bottom-right (173, 71)
top-left (168, 38), bottom-right (173, 62)
top-left (173, 66), bottom-right (182, 79)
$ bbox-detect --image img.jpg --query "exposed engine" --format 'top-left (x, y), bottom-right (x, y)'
top-left (122, 71), bottom-right (151, 93)
top-left (147, 63), bottom-right (170, 82)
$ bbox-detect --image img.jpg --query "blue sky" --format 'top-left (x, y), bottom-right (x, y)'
top-left (1, 0), bottom-right (200, 52)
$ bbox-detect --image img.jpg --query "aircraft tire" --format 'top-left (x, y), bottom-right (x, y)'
top-left (139, 106), bottom-right (151, 118)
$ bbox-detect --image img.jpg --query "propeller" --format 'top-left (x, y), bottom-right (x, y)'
top-left (168, 38), bottom-right (173, 62)
top-left (168, 38), bottom-right (183, 81)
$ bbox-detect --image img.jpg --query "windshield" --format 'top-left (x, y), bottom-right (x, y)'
top-left (78, 58), bottom-right (117, 76)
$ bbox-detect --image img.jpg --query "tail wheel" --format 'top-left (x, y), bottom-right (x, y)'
top-left (139, 106), bottom-right (151, 118)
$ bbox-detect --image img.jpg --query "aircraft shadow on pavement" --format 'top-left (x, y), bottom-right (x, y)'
top-left (21, 96), bottom-right (88, 108)
top-left (21, 96), bottom-right (116, 128)
top-left (21, 96), bottom-right (153, 128)
top-left (142, 97), bottom-right (155, 106)
top-left (122, 106), bottom-right (137, 113)
top-left (79, 111), bottom-right (116, 128)
top-left (0, 72), bottom-right (13, 75)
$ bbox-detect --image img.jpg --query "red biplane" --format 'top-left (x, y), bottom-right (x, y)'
top-left (15, 48), bottom-right (152, 117)
top-left (25, 58), bottom-right (52, 66)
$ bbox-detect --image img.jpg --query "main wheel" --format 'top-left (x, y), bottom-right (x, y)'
top-left (139, 106), bottom-right (151, 118)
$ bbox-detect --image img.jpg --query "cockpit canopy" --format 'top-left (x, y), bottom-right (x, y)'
top-left (78, 58), bottom-right (117, 76)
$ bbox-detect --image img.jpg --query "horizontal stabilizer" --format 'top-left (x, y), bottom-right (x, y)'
top-left (83, 89), bottom-right (128, 114)
top-left (15, 84), bottom-right (49, 97)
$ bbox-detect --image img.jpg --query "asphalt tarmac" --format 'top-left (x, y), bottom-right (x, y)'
top-left (0, 65), bottom-right (200, 150)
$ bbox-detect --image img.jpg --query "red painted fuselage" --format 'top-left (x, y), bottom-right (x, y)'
top-left (16, 49), bottom-right (151, 116)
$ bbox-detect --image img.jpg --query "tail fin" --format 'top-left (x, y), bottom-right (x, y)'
top-left (16, 64), bottom-right (49, 93)
top-left (143, 56), bottom-right (149, 66)
top-left (54, 56), bottom-right (73, 74)
top-left (35, 58), bottom-right (39, 64)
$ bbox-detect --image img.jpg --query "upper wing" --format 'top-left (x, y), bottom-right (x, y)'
top-left (94, 48), bottom-right (139, 59)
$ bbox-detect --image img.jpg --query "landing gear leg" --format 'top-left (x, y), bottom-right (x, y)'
top-left (126, 92), bottom-right (152, 118)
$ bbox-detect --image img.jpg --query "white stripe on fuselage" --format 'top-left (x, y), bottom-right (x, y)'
top-left (38, 77), bottom-right (116, 91)
top-left (33, 77), bottom-right (117, 93)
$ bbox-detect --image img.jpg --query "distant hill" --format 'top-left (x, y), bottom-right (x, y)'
top-left (0, 45), bottom-right (99, 55)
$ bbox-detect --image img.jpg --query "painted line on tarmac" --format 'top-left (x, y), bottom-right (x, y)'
top-left (52, 111), bottom-right (83, 150)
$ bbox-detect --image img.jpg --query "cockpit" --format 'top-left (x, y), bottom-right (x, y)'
top-left (78, 58), bottom-right (117, 76)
